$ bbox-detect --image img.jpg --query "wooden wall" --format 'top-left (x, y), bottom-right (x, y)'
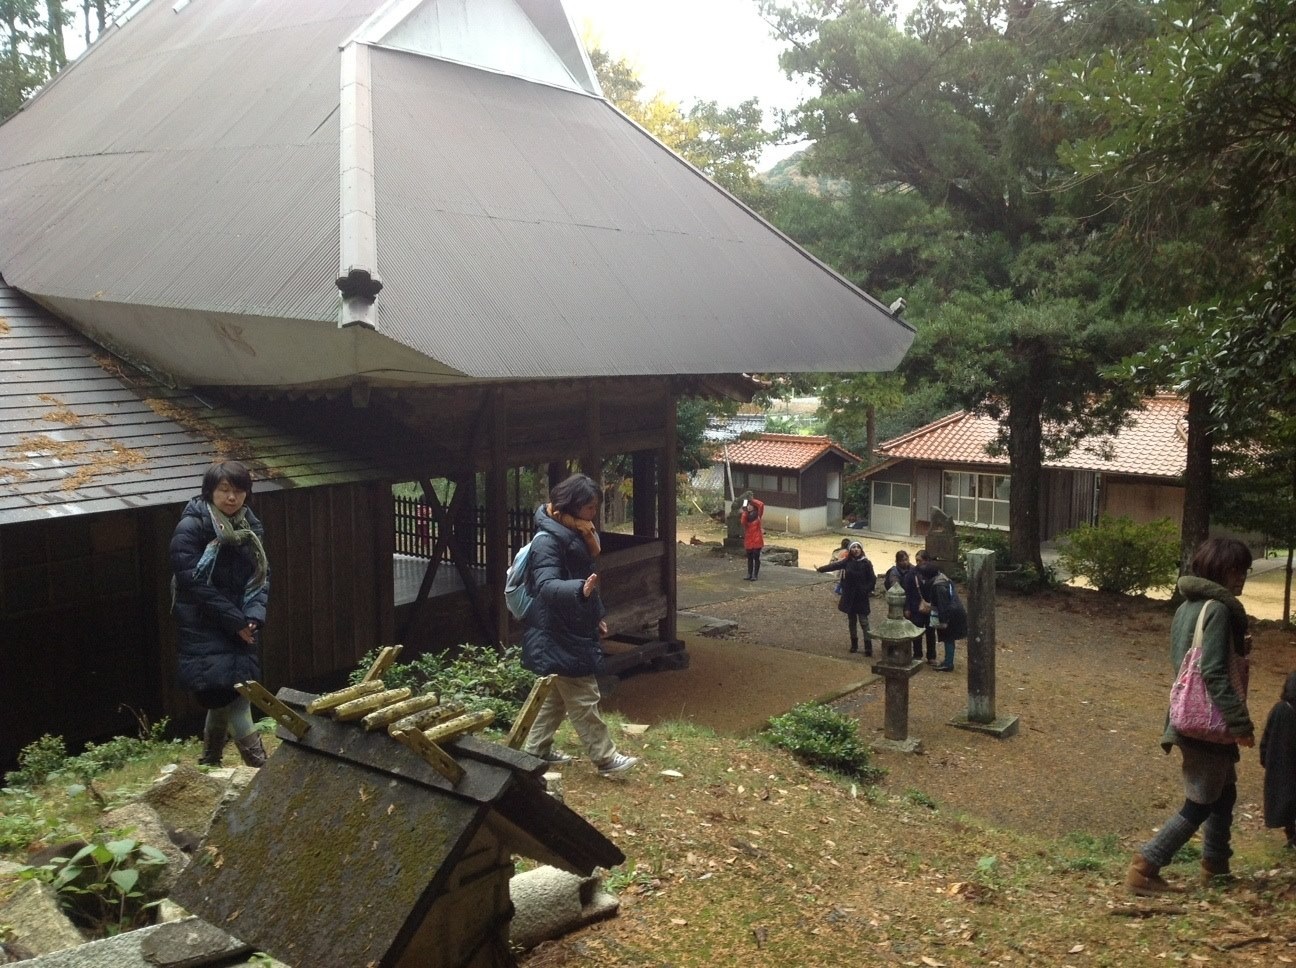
top-left (1, 511), bottom-right (163, 770)
top-left (0, 480), bottom-right (394, 769)
top-left (1101, 476), bottom-right (1183, 528)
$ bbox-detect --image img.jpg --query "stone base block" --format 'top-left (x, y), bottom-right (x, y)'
top-left (948, 713), bottom-right (1020, 738)
top-left (870, 736), bottom-right (923, 755)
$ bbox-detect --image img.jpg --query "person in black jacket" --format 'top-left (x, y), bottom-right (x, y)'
top-left (903, 549), bottom-right (938, 662)
top-left (519, 473), bottom-right (638, 778)
top-left (915, 560), bottom-right (968, 671)
top-left (817, 541), bottom-right (876, 656)
top-left (170, 461), bottom-right (270, 768)
top-left (1261, 670), bottom-right (1296, 850)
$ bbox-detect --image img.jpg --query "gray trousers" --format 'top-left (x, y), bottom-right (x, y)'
top-left (522, 675), bottom-right (617, 766)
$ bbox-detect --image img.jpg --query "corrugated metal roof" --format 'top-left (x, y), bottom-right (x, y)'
top-left (0, 0), bottom-right (358, 324)
top-left (0, 279), bottom-right (389, 525)
top-left (876, 397), bottom-right (1188, 479)
top-left (0, 0), bottom-right (913, 389)
top-left (718, 434), bottom-right (863, 472)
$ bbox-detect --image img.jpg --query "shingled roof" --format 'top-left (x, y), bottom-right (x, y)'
top-left (719, 434), bottom-right (863, 472)
top-left (0, 0), bottom-right (913, 391)
top-left (876, 396), bottom-right (1188, 480)
top-left (0, 278), bottom-right (386, 525)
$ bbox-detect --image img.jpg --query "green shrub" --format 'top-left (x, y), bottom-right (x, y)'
top-left (18, 831), bottom-right (169, 936)
top-left (5, 734), bottom-right (70, 788)
top-left (62, 720), bottom-right (174, 785)
top-left (0, 788), bottom-right (62, 853)
top-left (6, 717), bottom-right (176, 790)
top-left (764, 702), bottom-right (884, 783)
top-left (956, 527), bottom-right (1059, 593)
top-left (956, 526), bottom-right (1011, 580)
top-left (349, 644), bottom-right (536, 730)
top-left (1057, 516), bottom-right (1179, 595)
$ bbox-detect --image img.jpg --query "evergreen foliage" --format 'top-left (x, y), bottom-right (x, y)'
top-left (1058, 516), bottom-right (1180, 595)
top-left (764, 702), bottom-right (884, 782)
top-left (755, 1), bottom-right (1162, 566)
top-left (5, 719), bottom-right (175, 789)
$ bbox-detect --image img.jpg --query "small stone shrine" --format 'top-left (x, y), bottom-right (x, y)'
top-left (170, 663), bottom-right (623, 968)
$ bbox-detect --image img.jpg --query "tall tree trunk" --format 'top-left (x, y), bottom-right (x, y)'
top-left (1286, 452), bottom-right (1295, 629)
top-left (1179, 389), bottom-right (1213, 574)
top-left (95, 0), bottom-right (106, 33)
top-left (865, 404), bottom-right (876, 460)
top-left (45, 0), bottom-right (64, 70)
top-left (1284, 545), bottom-right (1293, 630)
top-left (1006, 393), bottom-right (1045, 572)
top-left (82, 0), bottom-right (90, 46)
top-left (4, 13), bottom-right (21, 113)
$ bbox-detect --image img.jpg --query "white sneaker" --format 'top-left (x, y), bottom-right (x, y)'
top-left (540, 750), bottom-right (574, 765)
top-left (597, 753), bottom-right (639, 777)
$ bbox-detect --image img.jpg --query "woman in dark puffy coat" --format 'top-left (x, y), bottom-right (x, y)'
top-left (519, 474), bottom-right (638, 778)
top-left (1261, 670), bottom-right (1296, 850)
top-left (915, 560), bottom-right (967, 671)
top-left (170, 461), bottom-right (270, 768)
top-left (816, 541), bottom-right (876, 656)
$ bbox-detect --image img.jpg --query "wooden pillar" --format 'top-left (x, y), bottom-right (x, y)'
top-left (581, 382), bottom-right (603, 498)
top-left (486, 390), bottom-right (509, 645)
top-left (658, 395), bottom-right (678, 640)
top-left (632, 451), bottom-right (656, 538)
top-left (547, 461), bottom-right (564, 492)
top-left (372, 481), bottom-right (397, 646)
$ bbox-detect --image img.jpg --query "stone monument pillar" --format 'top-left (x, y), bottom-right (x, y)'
top-left (950, 548), bottom-right (1019, 737)
top-left (870, 584), bottom-right (925, 754)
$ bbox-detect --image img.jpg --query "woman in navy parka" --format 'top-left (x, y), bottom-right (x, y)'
top-left (518, 473), bottom-right (638, 777)
top-left (170, 461), bottom-right (270, 767)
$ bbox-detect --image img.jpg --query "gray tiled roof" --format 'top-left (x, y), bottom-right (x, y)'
top-left (0, 0), bottom-right (912, 390)
top-left (0, 279), bottom-right (388, 525)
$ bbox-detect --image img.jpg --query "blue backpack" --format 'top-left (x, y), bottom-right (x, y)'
top-left (504, 540), bottom-right (535, 621)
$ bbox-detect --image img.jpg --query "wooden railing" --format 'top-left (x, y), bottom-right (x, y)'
top-left (393, 498), bottom-right (533, 563)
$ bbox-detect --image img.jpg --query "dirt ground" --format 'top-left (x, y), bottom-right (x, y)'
top-left (627, 518), bottom-right (1296, 843)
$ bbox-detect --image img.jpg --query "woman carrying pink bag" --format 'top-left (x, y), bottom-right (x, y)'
top-left (1127, 537), bottom-right (1256, 896)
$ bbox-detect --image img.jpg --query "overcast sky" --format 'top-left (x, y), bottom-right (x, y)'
top-left (563, 0), bottom-right (814, 168)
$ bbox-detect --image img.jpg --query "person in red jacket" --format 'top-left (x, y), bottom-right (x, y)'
top-left (740, 495), bottom-right (765, 581)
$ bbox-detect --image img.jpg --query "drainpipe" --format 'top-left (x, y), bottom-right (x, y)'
top-left (338, 41), bottom-right (381, 329)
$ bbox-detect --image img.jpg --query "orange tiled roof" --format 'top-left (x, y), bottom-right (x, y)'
top-left (718, 434), bottom-right (863, 472)
top-left (877, 396), bottom-right (1187, 479)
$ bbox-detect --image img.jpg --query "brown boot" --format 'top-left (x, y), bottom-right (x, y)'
top-left (198, 727), bottom-right (227, 767)
top-left (234, 733), bottom-right (267, 768)
top-left (1126, 854), bottom-right (1184, 896)
top-left (1200, 857), bottom-right (1232, 885)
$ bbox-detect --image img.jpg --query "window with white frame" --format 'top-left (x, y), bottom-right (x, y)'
top-left (942, 471), bottom-right (1010, 528)
top-left (872, 480), bottom-right (911, 510)
top-left (735, 471), bottom-right (782, 492)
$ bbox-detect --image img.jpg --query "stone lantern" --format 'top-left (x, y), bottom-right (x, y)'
top-left (870, 583), bottom-right (925, 753)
